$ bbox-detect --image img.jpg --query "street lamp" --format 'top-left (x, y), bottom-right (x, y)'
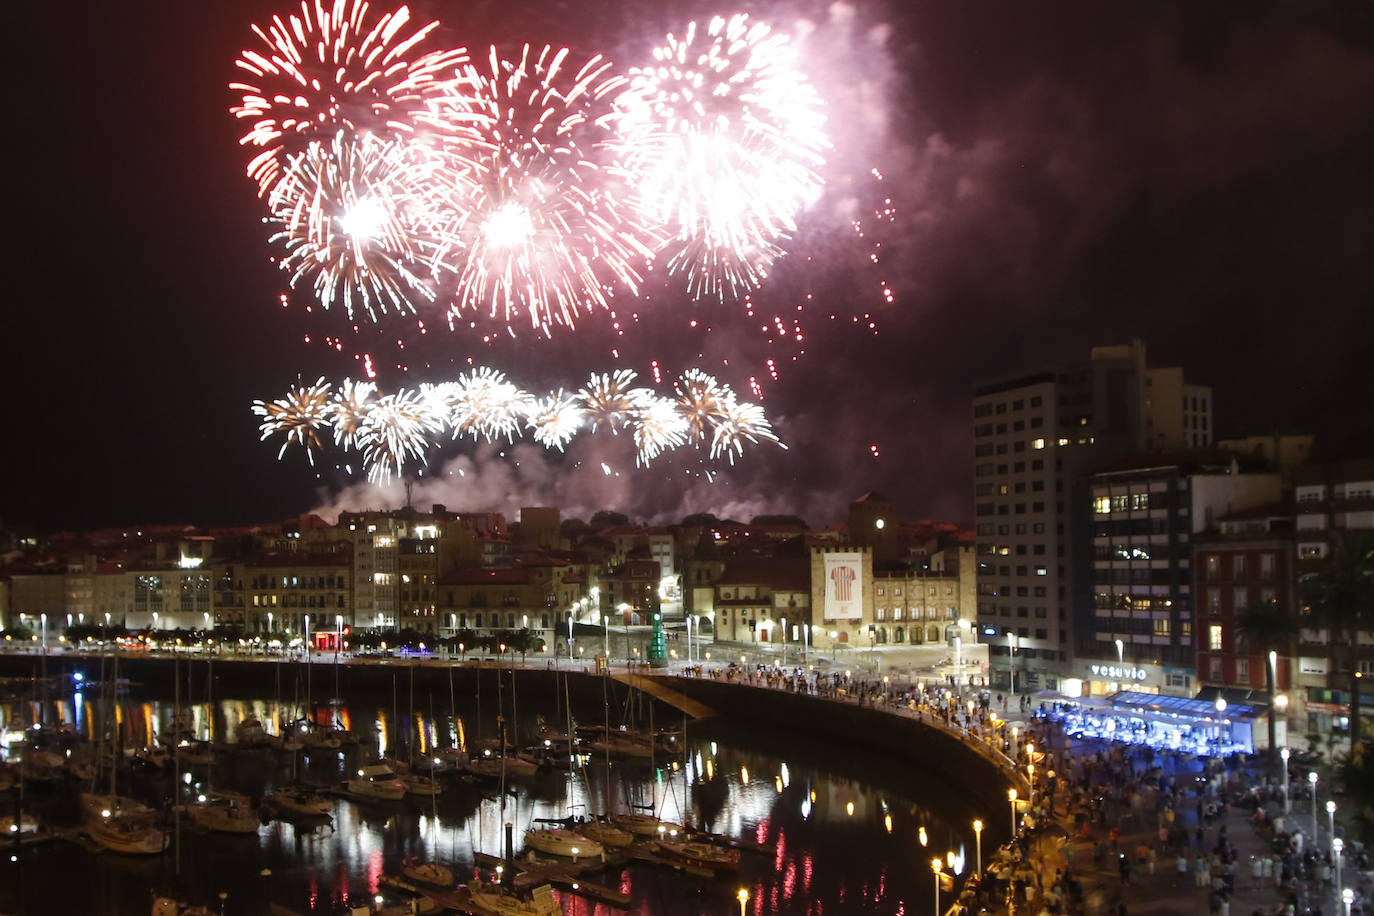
top-left (931, 857), bottom-right (943, 916)
top-left (1343, 887), bottom-right (1354, 916)
top-left (737, 888), bottom-right (749, 916)
top-left (779, 616), bottom-right (787, 667)
top-left (1333, 836), bottom-right (1344, 912)
top-left (1007, 788), bottom-right (1018, 837)
top-left (972, 819), bottom-right (984, 875)
top-left (1280, 747), bottom-right (1291, 814)
top-left (1309, 771), bottom-right (1319, 841)
top-left (1008, 633), bottom-right (1018, 697)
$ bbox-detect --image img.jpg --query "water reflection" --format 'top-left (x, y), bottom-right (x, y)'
top-left (1, 690), bottom-right (979, 915)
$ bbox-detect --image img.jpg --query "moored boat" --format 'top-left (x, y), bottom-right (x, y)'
top-left (655, 839), bottom-right (741, 873)
top-left (263, 785), bottom-right (334, 818)
top-left (85, 812), bottom-right (167, 855)
top-left (576, 818), bottom-right (633, 849)
top-left (523, 827), bottom-right (603, 860)
top-left (184, 791), bottom-right (260, 834)
top-left (346, 763), bottom-right (406, 801)
top-left (401, 856), bottom-right (454, 888)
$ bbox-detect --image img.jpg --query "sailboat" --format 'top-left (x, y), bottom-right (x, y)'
top-left (84, 646), bottom-right (167, 855)
top-left (183, 790), bottom-right (261, 835)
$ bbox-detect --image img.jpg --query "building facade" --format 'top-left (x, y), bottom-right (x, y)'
top-left (973, 340), bottom-right (1212, 692)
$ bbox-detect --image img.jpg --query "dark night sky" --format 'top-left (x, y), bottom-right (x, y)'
top-left (5, 0), bottom-right (1373, 532)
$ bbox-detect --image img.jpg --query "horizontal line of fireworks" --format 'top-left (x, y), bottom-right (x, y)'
top-left (252, 367), bottom-right (783, 482)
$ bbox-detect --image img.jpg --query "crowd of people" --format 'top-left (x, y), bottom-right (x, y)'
top-left (692, 663), bottom-right (1370, 916)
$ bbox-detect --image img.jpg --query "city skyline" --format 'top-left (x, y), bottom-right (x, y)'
top-left (7, 0), bottom-right (1373, 530)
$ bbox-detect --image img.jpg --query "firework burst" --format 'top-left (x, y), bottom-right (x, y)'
top-left (268, 131), bottom-right (458, 319)
top-left (230, 0), bottom-right (471, 195)
top-left (525, 390), bottom-right (585, 450)
top-left (618, 14), bottom-right (827, 298)
top-left (444, 367), bottom-right (533, 442)
top-left (577, 369), bottom-right (649, 432)
top-left (709, 396), bottom-right (784, 465)
top-left (252, 377), bottom-right (333, 464)
top-left (428, 45), bottom-right (658, 334)
top-left (358, 387), bottom-right (442, 482)
top-left (674, 368), bottom-right (733, 441)
top-left (329, 377), bottom-right (378, 448)
top-left (630, 395), bottom-right (690, 465)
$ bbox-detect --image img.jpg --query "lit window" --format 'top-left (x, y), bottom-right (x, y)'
top-left (1031, 438), bottom-right (1046, 450)
top-left (1209, 625), bottom-right (1223, 651)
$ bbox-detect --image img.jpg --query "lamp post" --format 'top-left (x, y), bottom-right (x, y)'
top-left (780, 616), bottom-right (787, 667)
top-left (1007, 789), bottom-right (1018, 838)
top-left (1343, 887), bottom-right (1354, 916)
top-left (1281, 747), bottom-right (1291, 815)
top-left (931, 857), bottom-right (943, 916)
top-left (1333, 836), bottom-right (1344, 913)
top-left (1008, 633), bottom-right (1017, 697)
top-left (972, 819), bottom-right (984, 876)
top-left (737, 888), bottom-right (749, 916)
top-left (1309, 771), bottom-right (1319, 841)
top-left (1327, 800), bottom-right (1337, 844)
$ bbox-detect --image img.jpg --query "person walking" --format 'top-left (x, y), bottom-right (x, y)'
top-left (1176, 853), bottom-right (1189, 888)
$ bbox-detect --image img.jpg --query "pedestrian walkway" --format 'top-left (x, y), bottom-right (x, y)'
top-left (960, 712), bottom-right (1374, 916)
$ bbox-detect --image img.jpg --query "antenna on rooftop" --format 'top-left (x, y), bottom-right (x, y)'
top-left (404, 480), bottom-right (414, 511)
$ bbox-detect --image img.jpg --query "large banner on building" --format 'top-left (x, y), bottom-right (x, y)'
top-left (823, 552), bottom-right (864, 621)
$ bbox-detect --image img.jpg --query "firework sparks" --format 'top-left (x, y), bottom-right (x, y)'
top-left (254, 365), bottom-right (781, 476)
top-left (358, 387), bottom-right (442, 482)
top-left (577, 368), bottom-right (649, 432)
top-left (444, 367), bottom-right (533, 442)
top-left (617, 14), bottom-right (827, 298)
top-left (252, 377), bottom-right (333, 464)
top-left (674, 368), bottom-right (732, 441)
top-left (268, 131), bottom-right (457, 320)
top-left (427, 44), bottom-right (658, 335)
top-left (630, 395), bottom-right (690, 465)
top-left (329, 377), bottom-right (378, 448)
top-left (230, 0), bottom-right (471, 195)
top-left (709, 397), bottom-right (784, 465)
top-left (525, 390), bottom-right (585, 450)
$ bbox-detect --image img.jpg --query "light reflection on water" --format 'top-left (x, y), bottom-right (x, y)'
top-left (1, 688), bottom-right (976, 915)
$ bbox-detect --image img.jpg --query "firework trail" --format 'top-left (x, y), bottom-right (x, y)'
top-left (230, 0), bottom-right (471, 195)
top-left (268, 131), bottom-right (457, 320)
top-left (426, 45), bottom-right (657, 335)
top-left (252, 377), bottom-right (333, 464)
top-left (617, 14), bottom-right (827, 299)
top-left (254, 366), bottom-right (781, 477)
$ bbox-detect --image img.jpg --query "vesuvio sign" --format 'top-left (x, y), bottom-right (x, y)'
top-left (1088, 663), bottom-right (1148, 681)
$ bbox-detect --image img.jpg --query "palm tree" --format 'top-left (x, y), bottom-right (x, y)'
top-left (1236, 599), bottom-right (1299, 763)
top-left (1300, 532), bottom-right (1374, 762)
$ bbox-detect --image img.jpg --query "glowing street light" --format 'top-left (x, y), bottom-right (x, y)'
top-left (1327, 800), bottom-right (1337, 844)
top-left (972, 819), bottom-right (984, 875)
top-left (931, 857), bottom-right (943, 916)
top-left (1309, 771), bottom-right (1320, 840)
top-left (737, 888), bottom-right (749, 916)
top-left (1007, 788), bottom-right (1018, 837)
top-left (1333, 836), bottom-right (1344, 912)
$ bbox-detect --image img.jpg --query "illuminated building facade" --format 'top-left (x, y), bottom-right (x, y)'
top-left (973, 340), bottom-right (1212, 692)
